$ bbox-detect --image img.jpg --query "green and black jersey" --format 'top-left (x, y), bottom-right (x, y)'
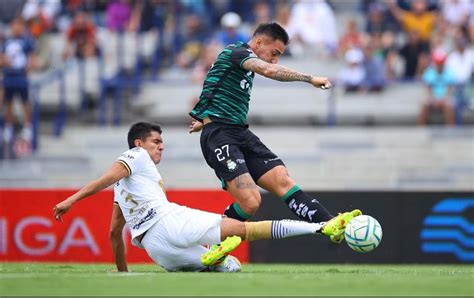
top-left (190, 42), bottom-right (257, 125)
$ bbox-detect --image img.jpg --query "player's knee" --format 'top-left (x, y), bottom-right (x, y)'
top-left (275, 170), bottom-right (295, 190)
top-left (109, 227), bottom-right (122, 241)
top-left (241, 196), bottom-right (261, 215)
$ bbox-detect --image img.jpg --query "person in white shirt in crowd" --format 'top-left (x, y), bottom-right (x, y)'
top-left (446, 35), bottom-right (474, 124)
top-left (440, 0), bottom-right (470, 33)
top-left (286, 0), bottom-right (338, 57)
top-left (338, 47), bottom-right (366, 92)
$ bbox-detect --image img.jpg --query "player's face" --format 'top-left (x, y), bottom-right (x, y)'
top-left (141, 131), bottom-right (164, 164)
top-left (254, 36), bottom-right (285, 64)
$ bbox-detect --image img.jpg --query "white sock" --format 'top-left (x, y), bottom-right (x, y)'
top-left (271, 220), bottom-right (324, 239)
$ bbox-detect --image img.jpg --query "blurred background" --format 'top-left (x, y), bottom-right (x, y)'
top-left (0, 0), bottom-right (473, 265)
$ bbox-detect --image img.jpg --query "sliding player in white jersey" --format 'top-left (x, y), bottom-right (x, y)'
top-left (53, 122), bottom-right (361, 272)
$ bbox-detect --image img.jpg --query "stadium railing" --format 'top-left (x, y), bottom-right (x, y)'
top-left (30, 65), bottom-right (69, 151)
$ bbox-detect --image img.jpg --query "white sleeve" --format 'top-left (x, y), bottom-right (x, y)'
top-left (116, 148), bottom-right (148, 176)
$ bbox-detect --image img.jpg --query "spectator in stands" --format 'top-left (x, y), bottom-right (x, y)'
top-left (22, 0), bottom-right (60, 70)
top-left (191, 41), bottom-right (221, 85)
top-left (446, 35), bottom-right (474, 124)
top-left (365, 2), bottom-right (398, 36)
top-left (362, 40), bottom-right (387, 92)
top-left (105, 0), bottom-right (133, 32)
top-left (399, 30), bottom-right (430, 80)
top-left (439, 0), bottom-right (470, 34)
top-left (252, 1), bottom-right (272, 26)
top-left (337, 47), bottom-right (366, 93)
top-left (0, 1), bottom-right (25, 24)
top-left (1, 17), bottom-right (35, 144)
top-left (175, 14), bottom-right (207, 69)
top-left (62, 11), bottom-right (100, 60)
top-left (338, 19), bottom-right (364, 57)
top-left (418, 49), bottom-right (456, 125)
top-left (286, 0), bottom-right (338, 57)
top-left (387, 0), bottom-right (437, 42)
top-left (214, 12), bottom-right (249, 47)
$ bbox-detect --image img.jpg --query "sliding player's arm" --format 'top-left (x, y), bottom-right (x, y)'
top-left (110, 204), bottom-right (128, 272)
top-left (242, 58), bottom-right (332, 89)
top-left (53, 162), bottom-right (129, 221)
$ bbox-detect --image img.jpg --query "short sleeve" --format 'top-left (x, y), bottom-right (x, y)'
top-left (422, 68), bottom-right (435, 85)
top-left (230, 46), bottom-right (257, 68)
top-left (116, 147), bottom-right (148, 176)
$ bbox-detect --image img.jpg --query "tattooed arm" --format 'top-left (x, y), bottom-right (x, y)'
top-left (242, 58), bottom-right (332, 89)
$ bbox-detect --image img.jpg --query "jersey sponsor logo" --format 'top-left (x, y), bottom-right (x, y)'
top-left (131, 208), bottom-right (157, 230)
top-left (120, 153), bottom-right (135, 160)
top-left (240, 79), bottom-right (250, 90)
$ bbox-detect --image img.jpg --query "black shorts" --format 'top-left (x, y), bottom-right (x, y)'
top-left (200, 122), bottom-right (285, 187)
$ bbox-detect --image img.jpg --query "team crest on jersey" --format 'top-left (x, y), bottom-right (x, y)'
top-left (226, 159), bottom-right (238, 171)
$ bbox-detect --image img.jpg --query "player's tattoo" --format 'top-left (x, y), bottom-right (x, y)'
top-left (242, 58), bottom-right (267, 75)
top-left (272, 67), bottom-right (313, 82)
top-left (234, 173), bottom-right (257, 189)
top-left (242, 58), bottom-right (313, 82)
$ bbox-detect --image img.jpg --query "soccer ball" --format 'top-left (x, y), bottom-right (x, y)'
top-left (344, 215), bottom-right (382, 253)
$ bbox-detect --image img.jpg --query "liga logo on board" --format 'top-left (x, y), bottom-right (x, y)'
top-left (420, 198), bottom-right (474, 262)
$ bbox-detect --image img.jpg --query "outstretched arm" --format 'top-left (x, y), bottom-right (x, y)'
top-left (242, 58), bottom-right (332, 89)
top-left (53, 162), bottom-right (129, 221)
top-left (110, 204), bottom-right (128, 272)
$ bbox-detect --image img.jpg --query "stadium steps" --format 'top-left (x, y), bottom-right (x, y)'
top-left (134, 70), bottom-right (426, 126)
top-left (1, 126), bottom-right (472, 191)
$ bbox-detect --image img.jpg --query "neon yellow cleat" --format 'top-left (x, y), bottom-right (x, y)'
top-left (201, 236), bottom-right (242, 266)
top-left (321, 209), bottom-right (363, 244)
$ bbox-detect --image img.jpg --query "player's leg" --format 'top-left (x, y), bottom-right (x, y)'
top-left (224, 173), bottom-right (261, 220)
top-left (203, 217), bottom-right (328, 266)
top-left (244, 130), bottom-right (362, 242)
top-left (257, 166), bottom-right (362, 243)
top-left (257, 165), bottom-right (333, 223)
top-left (242, 129), bottom-right (333, 223)
top-left (199, 122), bottom-right (261, 221)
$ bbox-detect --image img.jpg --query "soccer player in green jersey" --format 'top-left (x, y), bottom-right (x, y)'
top-left (189, 23), bottom-right (361, 243)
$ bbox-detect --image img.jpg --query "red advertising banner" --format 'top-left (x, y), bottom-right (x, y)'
top-left (0, 189), bottom-right (248, 263)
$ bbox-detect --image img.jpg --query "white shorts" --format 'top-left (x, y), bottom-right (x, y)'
top-left (141, 204), bottom-right (223, 272)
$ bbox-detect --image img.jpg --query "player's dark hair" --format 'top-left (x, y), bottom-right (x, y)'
top-left (252, 22), bottom-right (289, 45)
top-left (127, 122), bottom-right (162, 149)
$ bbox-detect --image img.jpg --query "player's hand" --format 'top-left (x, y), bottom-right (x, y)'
top-left (53, 199), bottom-right (74, 222)
top-left (189, 120), bottom-right (203, 133)
top-left (310, 76), bottom-right (332, 90)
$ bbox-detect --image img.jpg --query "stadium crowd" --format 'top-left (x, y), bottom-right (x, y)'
top-left (0, 0), bottom-right (473, 158)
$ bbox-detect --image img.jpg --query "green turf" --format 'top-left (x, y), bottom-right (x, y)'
top-left (0, 263), bottom-right (472, 296)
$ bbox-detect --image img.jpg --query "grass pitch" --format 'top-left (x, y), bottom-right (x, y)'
top-left (1, 263), bottom-right (472, 296)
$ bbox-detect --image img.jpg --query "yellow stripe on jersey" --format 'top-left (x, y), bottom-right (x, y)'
top-left (117, 160), bottom-right (132, 176)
